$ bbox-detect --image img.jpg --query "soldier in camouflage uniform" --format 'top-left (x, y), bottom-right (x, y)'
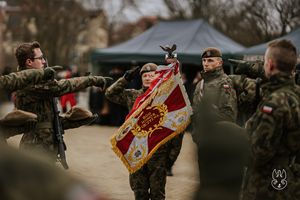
top-left (192, 47), bottom-right (237, 125)
top-left (240, 39), bottom-right (300, 200)
top-left (0, 70), bottom-right (107, 200)
top-left (106, 62), bottom-right (177, 200)
top-left (192, 47), bottom-right (237, 143)
top-left (192, 47), bottom-right (241, 200)
top-left (14, 41), bottom-right (110, 163)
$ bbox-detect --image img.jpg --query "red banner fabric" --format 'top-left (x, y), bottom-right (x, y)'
top-left (111, 61), bottom-right (193, 173)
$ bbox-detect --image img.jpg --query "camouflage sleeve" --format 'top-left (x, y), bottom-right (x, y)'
top-left (229, 75), bottom-right (257, 107)
top-left (0, 69), bottom-right (44, 91)
top-left (248, 61), bottom-right (265, 79)
top-left (246, 93), bottom-right (287, 167)
top-left (24, 76), bottom-right (103, 97)
top-left (216, 79), bottom-right (237, 122)
top-left (105, 77), bottom-right (132, 106)
top-left (229, 74), bottom-right (244, 92)
top-left (192, 80), bottom-right (202, 109)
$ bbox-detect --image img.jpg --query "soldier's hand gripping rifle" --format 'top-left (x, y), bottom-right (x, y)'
top-left (45, 60), bottom-right (69, 169)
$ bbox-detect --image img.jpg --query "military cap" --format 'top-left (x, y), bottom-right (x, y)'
top-left (201, 47), bottom-right (222, 58)
top-left (0, 110), bottom-right (37, 126)
top-left (64, 107), bottom-right (93, 121)
top-left (140, 63), bottom-right (157, 75)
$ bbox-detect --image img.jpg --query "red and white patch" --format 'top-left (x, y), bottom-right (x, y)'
top-left (262, 105), bottom-right (273, 114)
top-left (223, 84), bottom-right (231, 93)
top-left (223, 84), bottom-right (230, 89)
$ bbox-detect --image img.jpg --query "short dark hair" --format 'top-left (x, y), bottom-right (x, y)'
top-left (267, 39), bottom-right (297, 72)
top-left (15, 41), bottom-right (41, 70)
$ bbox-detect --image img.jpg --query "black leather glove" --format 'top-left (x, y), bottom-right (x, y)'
top-left (123, 66), bottom-right (140, 81)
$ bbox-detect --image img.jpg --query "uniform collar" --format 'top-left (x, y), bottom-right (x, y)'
top-left (262, 72), bottom-right (295, 92)
top-left (201, 67), bottom-right (224, 81)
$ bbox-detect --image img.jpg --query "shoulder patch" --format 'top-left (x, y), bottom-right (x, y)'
top-left (223, 83), bottom-right (231, 93)
top-left (261, 105), bottom-right (273, 114)
top-left (223, 84), bottom-right (230, 89)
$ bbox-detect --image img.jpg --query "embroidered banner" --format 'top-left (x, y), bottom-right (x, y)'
top-left (111, 62), bottom-right (193, 173)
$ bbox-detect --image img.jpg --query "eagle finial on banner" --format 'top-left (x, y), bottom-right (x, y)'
top-left (160, 44), bottom-right (177, 59)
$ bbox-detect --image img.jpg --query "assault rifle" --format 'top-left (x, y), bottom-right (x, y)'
top-left (45, 60), bottom-right (69, 169)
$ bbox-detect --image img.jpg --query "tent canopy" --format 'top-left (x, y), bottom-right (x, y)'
top-left (91, 19), bottom-right (245, 66)
top-left (240, 27), bottom-right (300, 56)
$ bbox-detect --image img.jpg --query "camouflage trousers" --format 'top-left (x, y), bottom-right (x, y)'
top-left (129, 144), bottom-right (169, 200)
top-left (166, 133), bottom-right (184, 170)
top-left (19, 128), bottom-right (57, 163)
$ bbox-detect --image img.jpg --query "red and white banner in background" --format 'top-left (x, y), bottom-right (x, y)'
top-left (111, 61), bottom-right (193, 173)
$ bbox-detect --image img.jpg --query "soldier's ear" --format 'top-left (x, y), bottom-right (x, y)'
top-left (25, 58), bottom-right (33, 67)
top-left (268, 59), bottom-right (275, 71)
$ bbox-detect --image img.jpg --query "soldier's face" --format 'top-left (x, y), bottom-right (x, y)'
top-left (142, 71), bottom-right (159, 88)
top-left (202, 57), bottom-right (223, 72)
top-left (26, 48), bottom-right (46, 69)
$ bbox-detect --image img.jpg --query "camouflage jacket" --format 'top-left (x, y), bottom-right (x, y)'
top-left (15, 76), bottom-right (104, 150)
top-left (246, 72), bottom-right (300, 168)
top-left (240, 72), bottom-right (300, 199)
top-left (193, 67), bottom-right (237, 123)
top-left (229, 75), bottom-right (260, 125)
top-left (105, 77), bottom-right (144, 110)
top-left (0, 69), bottom-right (45, 91)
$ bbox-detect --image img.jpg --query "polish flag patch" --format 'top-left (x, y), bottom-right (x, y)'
top-left (262, 105), bottom-right (273, 114)
top-left (223, 84), bottom-right (230, 89)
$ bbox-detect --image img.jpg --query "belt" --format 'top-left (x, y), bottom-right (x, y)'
top-left (36, 122), bottom-right (53, 129)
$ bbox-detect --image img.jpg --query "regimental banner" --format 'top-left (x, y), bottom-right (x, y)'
top-left (111, 61), bottom-right (193, 173)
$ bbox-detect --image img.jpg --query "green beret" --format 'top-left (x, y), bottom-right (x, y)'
top-left (201, 47), bottom-right (222, 58)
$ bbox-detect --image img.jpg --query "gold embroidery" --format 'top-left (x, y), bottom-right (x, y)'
top-left (127, 144), bottom-right (147, 164)
top-left (157, 77), bottom-right (174, 96)
top-left (131, 104), bottom-right (168, 137)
